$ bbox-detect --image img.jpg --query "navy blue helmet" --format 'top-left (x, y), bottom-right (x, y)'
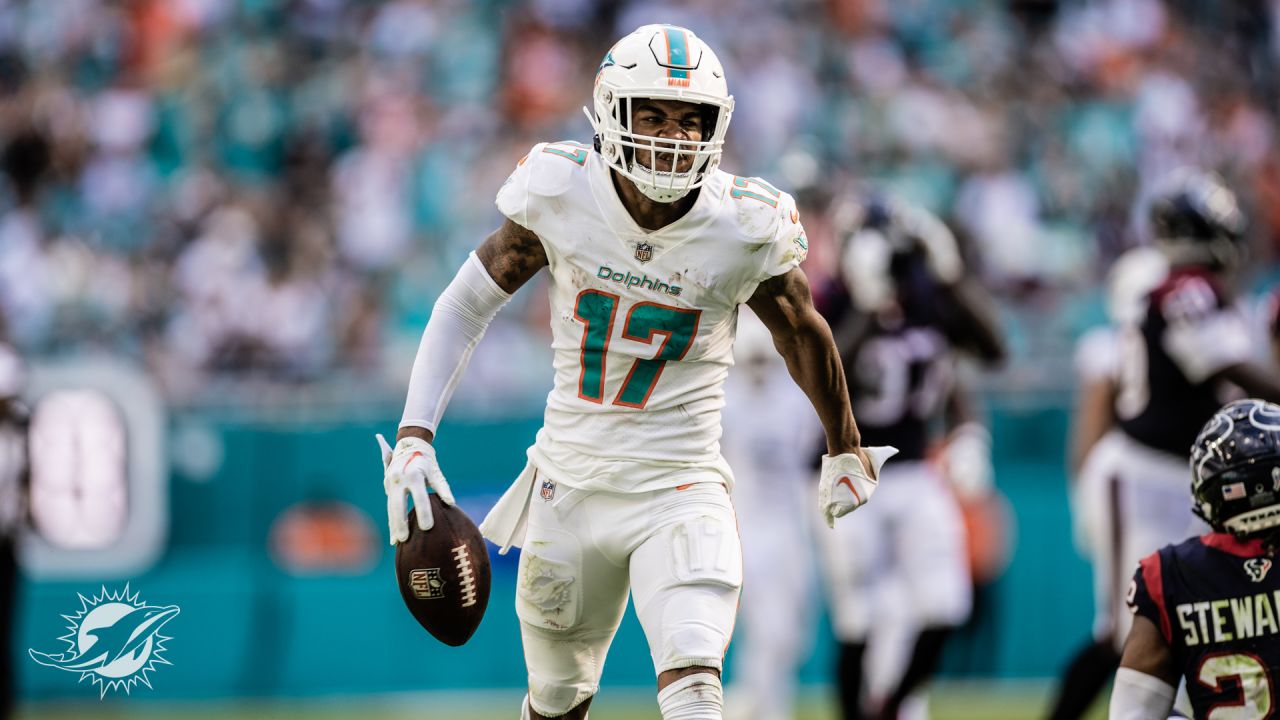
top-left (1149, 170), bottom-right (1246, 271)
top-left (1190, 399), bottom-right (1280, 537)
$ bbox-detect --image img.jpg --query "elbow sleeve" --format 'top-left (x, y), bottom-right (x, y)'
top-left (399, 252), bottom-right (512, 433)
top-left (1109, 667), bottom-right (1176, 720)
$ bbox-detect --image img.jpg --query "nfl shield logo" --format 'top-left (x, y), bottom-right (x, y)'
top-left (540, 478), bottom-right (556, 501)
top-left (410, 568), bottom-right (446, 599)
top-left (635, 242), bottom-right (653, 263)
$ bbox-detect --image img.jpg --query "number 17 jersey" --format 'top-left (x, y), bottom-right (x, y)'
top-left (496, 141), bottom-right (809, 493)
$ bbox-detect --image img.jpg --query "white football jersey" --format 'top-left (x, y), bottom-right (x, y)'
top-left (496, 141), bottom-right (809, 493)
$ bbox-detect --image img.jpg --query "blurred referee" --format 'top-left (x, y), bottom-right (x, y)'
top-left (0, 342), bottom-right (27, 720)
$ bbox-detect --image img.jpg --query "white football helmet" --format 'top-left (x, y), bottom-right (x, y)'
top-left (587, 24), bottom-right (734, 203)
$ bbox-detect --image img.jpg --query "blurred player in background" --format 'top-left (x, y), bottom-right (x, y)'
top-left (1269, 287), bottom-right (1279, 365)
top-left (721, 309), bottom-right (821, 720)
top-left (1110, 398), bottom-right (1280, 719)
top-left (1051, 246), bottom-right (1168, 719)
top-left (381, 25), bottom-right (894, 720)
top-left (818, 195), bottom-right (1005, 719)
top-left (1048, 169), bottom-right (1280, 719)
top-left (0, 342), bottom-right (27, 720)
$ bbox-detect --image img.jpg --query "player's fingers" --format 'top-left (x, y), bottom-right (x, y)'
top-left (387, 489), bottom-right (408, 545)
top-left (411, 482), bottom-right (435, 532)
top-left (375, 433), bottom-right (393, 469)
top-left (429, 467), bottom-right (456, 506)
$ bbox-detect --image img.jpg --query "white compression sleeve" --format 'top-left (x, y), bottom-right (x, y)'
top-left (1109, 667), bottom-right (1176, 720)
top-left (400, 251), bottom-right (512, 433)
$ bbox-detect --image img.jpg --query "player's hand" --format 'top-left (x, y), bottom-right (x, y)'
top-left (377, 433), bottom-right (456, 545)
top-left (820, 446), bottom-right (898, 528)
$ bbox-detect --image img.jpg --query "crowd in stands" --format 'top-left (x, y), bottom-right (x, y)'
top-left (0, 0), bottom-right (1275, 408)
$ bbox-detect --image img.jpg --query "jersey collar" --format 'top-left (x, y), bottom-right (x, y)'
top-left (588, 151), bottom-right (716, 243)
top-left (1201, 532), bottom-right (1268, 557)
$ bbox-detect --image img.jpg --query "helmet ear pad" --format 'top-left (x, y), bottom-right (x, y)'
top-left (699, 105), bottom-right (719, 140)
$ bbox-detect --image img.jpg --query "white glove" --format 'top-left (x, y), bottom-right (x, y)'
top-left (940, 423), bottom-right (993, 500)
top-left (377, 433), bottom-right (456, 545)
top-left (819, 446), bottom-right (898, 528)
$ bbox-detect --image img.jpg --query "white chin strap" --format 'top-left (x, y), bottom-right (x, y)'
top-left (627, 159), bottom-right (696, 203)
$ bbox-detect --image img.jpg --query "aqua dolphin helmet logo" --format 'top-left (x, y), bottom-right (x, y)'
top-left (29, 585), bottom-right (179, 697)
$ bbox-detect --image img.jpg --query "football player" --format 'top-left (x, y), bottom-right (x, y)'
top-left (1047, 169), bottom-right (1280, 720)
top-left (1049, 247), bottom-right (1169, 720)
top-left (381, 25), bottom-right (895, 720)
top-left (0, 343), bottom-right (27, 720)
top-left (721, 309), bottom-right (821, 720)
top-left (817, 195), bottom-right (1005, 720)
top-left (1111, 398), bottom-right (1280, 719)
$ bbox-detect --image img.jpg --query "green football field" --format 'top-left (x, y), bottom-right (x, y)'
top-left (16, 682), bottom-right (1109, 719)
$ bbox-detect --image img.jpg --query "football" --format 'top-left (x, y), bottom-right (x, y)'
top-left (394, 494), bottom-right (491, 646)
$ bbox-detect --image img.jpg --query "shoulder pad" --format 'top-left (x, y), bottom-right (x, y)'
top-left (525, 140), bottom-right (591, 198)
top-left (497, 141), bottom-right (590, 229)
top-left (725, 174), bottom-right (796, 242)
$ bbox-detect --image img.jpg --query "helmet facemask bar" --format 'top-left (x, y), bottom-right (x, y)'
top-left (1224, 506), bottom-right (1280, 537)
top-left (589, 89), bottom-right (732, 203)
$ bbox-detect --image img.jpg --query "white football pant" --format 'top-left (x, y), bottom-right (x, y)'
top-left (516, 473), bottom-right (741, 717)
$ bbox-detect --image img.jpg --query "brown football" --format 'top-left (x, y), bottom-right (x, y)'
top-left (394, 495), bottom-right (491, 646)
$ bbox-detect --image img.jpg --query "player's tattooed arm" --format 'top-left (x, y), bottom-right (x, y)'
top-left (748, 268), bottom-right (862, 456)
top-left (476, 219), bottom-right (549, 294)
top-left (395, 220), bottom-right (545, 447)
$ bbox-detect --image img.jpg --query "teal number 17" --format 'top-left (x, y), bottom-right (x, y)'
top-left (573, 290), bottom-right (702, 408)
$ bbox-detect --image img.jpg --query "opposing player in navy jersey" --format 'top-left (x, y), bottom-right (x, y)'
top-left (817, 195), bottom-right (1005, 720)
top-left (1049, 247), bottom-right (1169, 720)
top-left (1112, 398), bottom-right (1280, 718)
top-left (1048, 170), bottom-right (1280, 720)
top-left (1117, 172), bottom-right (1280, 454)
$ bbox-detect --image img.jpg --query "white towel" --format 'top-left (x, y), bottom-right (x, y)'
top-left (480, 462), bottom-right (538, 554)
